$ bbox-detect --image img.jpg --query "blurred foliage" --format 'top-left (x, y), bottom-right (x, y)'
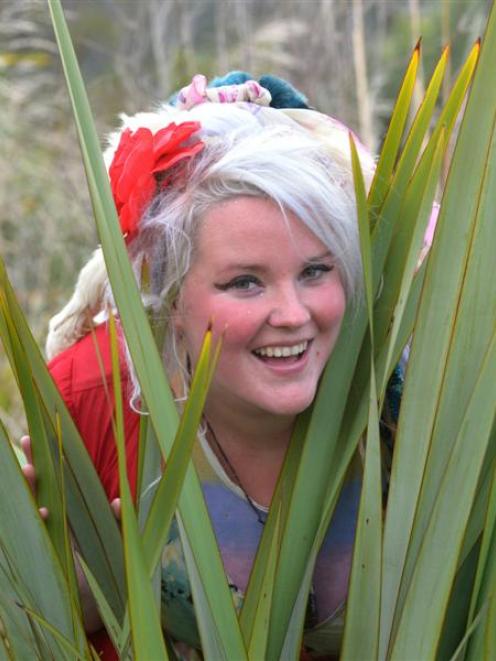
top-left (0, 0), bottom-right (491, 438)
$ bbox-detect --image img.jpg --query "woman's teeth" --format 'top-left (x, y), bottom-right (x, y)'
top-left (254, 341), bottom-right (308, 358)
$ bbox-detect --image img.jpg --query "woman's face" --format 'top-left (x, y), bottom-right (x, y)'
top-left (174, 197), bottom-right (346, 422)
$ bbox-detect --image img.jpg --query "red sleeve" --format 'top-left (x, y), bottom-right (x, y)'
top-left (48, 323), bottom-right (140, 502)
top-left (49, 324), bottom-right (141, 661)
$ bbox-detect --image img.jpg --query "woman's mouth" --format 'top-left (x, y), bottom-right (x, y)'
top-left (252, 340), bottom-right (310, 364)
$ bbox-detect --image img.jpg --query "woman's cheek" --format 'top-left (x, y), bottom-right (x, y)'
top-left (212, 303), bottom-right (260, 346)
top-left (320, 284), bottom-right (346, 326)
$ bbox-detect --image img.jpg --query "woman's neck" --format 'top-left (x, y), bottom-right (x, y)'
top-left (203, 404), bottom-right (295, 507)
top-left (203, 401), bottom-right (294, 454)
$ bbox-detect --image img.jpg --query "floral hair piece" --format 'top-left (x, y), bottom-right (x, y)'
top-left (176, 73), bottom-right (272, 110)
top-left (109, 121), bottom-right (204, 240)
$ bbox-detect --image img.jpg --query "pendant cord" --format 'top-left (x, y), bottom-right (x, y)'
top-left (205, 420), bottom-right (266, 525)
top-left (204, 420), bottom-right (319, 625)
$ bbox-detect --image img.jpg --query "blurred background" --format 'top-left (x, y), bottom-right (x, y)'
top-left (0, 0), bottom-right (491, 437)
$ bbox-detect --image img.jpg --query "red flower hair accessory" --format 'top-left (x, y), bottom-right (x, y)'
top-left (109, 121), bottom-right (204, 240)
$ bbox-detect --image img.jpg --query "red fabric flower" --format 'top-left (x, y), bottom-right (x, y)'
top-left (109, 121), bottom-right (204, 240)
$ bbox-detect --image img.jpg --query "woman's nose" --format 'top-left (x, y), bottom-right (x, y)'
top-left (267, 285), bottom-right (311, 328)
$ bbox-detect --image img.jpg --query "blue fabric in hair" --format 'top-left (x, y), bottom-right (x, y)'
top-left (209, 71), bottom-right (309, 109)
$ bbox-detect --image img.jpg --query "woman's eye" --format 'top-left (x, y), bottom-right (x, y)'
top-left (301, 264), bottom-right (332, 281)
top-left (215, 275), bottom-right (262, 293)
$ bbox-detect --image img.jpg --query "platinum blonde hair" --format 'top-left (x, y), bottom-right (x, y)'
top-left (46, 101), bottom-right (375, 403)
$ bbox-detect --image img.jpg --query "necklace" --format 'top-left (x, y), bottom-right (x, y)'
top-left (205, 421), bottom-right (320, 626)
top-left (205, 420), bottom-right (266, 525)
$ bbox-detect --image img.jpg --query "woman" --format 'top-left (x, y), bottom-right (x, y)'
top-left (28, 73), bottom-right (378, 659)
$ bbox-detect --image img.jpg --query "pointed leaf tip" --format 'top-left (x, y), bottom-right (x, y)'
top-left (414, 37), bottom-right (422, 53)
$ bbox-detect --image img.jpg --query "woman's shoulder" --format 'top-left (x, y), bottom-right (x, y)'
top-left (48, 322), bottom-right (140, 501)
top-left (48, 322), bottom-right (129, 394)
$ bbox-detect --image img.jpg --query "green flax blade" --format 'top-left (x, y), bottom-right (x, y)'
top-left (140, 334), bottom-right (245, 659)
top-left (240, 410), bottom-right (308, 644)
top-left (450, 603), bottom-right (489, 661)
top-left (48, 0), bottom-right (179, 460)
top-left (0, 548), bottom-right (52, 657)
top-left (247, 505), bottom-right (282, 660)
top-left (341, 137), bottom-right (382, 660)
top-left (77, 555), bottom-right (123, 654)
top-left (0, 420), bottom-right (87, 657)
top-left (464, 458), bottom-right (496, 659)
top-left (381, 44), bottom-right (448, 206)
top-left (176, 516), bottom-right (228, 661)
top-left (108, 315), bottom-right (168, 660)
top-left (309, 261), bottom-right (426, 598)
top-left (142, 329), bottom-right (218, 573)
top-left (0, 578), bottom-right (37, 660)
top-left (137, 415), bottom-right (161, 532)
top-left (484, 590), bottom-right (496, 659)
top-left (381, 5), bottom-right (496, 654)
top-left (373, 42), bottom-right (479, 353)
top-left (261, 36), bottom-right (453, 657)
top-left (344, 47), bottom-right (461, 471)
top-left (396, 105), bottom-right (496, 607)
top-left (0, 294), bottom-right (66, 566)
top-left (47, 2), bottom-right (246, 656)
top-left (19, 606), bottom-right (88, 661)
top-left (390, 329), bottom-right (496, 659)
top-left (281, 40), bottom-right (477, 661)
top-left (1, 315), bottom-right (82, 646)
top-left (0, 547), bottom-right (50, 658)
top-left (367, 41), bottom-right (420, 216)
top-left (0, 255), bottom-right (126, 621)
top-left (341, 370), bottom-right (382, 661)
top-left (400, 100), bottom-right (496, 581)
top-left (380, 128), bottom-right (446, 390)
top-left (264, 301), bottom-right (368, 659)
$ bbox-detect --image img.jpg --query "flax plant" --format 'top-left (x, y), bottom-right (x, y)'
top-left (0, 0), bottom-right (495, 658)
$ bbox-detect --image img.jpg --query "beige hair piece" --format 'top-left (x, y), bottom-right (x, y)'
top-left (45, 248), bottom-right (108, 360)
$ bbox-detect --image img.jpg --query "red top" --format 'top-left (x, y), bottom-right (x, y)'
top-left (49, 323), bottom-right (140, 659)
top-left (49, 323), bottom-right (140, 500)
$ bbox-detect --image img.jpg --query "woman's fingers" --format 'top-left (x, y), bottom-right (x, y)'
top-left (21, 462), bottom-right (36, 493)
top-left (20, 435), bottom-right (49, 519)
top-left (20, 435), bottom-right (33, 464)
top-left (110, 498), bottom-right (121, 521)
top-left (20, 435), bottom-right (36, 492)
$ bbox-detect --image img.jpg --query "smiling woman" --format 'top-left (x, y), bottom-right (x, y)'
top-left (40, 72), bottom-right (376, 659)
top-left (176, 197), bottom-right (346, 424)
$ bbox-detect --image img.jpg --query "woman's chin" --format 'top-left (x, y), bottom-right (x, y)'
top-left (261, 391), bottom-right (317, 418)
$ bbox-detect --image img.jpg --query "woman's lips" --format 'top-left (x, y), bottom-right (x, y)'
top-left (251, 340), bottom-right (312, 372)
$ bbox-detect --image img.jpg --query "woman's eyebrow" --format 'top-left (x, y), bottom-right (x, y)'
top-left (217, 252), bottom-right (334, 273)
top-left (305, 251), bottom-right (333, 263)
top-left (216, 262), bottom-right (267, 274)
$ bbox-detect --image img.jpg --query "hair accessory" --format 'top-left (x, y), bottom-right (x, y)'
top-left (176, 73), bottom-right (271, 111)
top-left (109, 121), bottom-right (204, 240)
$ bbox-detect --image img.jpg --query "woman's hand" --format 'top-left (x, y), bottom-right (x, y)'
top-left (21, 435), bottom-right (121, 521)
top-left (20, 434), bottom-right (121, 633)
top-left (110, 498), bottom-right (121, 520)
top-left (20, 435), bottom-right (49, 520)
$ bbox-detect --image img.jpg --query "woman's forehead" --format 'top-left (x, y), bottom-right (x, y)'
top-left (192, 196), bottom-right (329, 266)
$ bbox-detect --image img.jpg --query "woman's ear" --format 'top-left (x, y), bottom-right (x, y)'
top-left (171, 296), bottom-right (184, 335)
